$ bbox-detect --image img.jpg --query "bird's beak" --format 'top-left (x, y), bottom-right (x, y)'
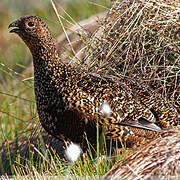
top-left (8, 20), bottom-right (20, 33)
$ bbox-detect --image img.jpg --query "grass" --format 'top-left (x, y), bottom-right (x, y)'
top-left (85, 0), bottom-right (179, 109)
top-left (2, 139), bottom-right (129, 179)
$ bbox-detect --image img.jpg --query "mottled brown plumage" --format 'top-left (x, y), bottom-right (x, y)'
top-left (8, 16), bottom-right (178, 149)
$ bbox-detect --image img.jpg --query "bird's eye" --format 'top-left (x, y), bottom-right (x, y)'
top-left (27, 22), bottom-right (35, 27)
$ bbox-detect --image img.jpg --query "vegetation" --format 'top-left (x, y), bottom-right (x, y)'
top-left (85, 0), bottom-right (179, 109)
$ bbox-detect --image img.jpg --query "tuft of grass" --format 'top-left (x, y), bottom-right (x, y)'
top-left (85, 0), bottom-right (180, 110)
top-left (1, 132), bottom-right (129, 178)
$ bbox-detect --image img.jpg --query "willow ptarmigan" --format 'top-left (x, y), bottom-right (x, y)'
top-left (8, 16), bottom-right (178, 149)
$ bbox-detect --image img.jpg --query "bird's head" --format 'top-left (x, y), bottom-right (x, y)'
top-left (8, 16), bottom-right (54, 54)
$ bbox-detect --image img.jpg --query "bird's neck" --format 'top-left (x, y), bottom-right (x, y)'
top-left (31, 40), bottom-right (60, 67)
top-left (31, 39), bottom-right (73, 86)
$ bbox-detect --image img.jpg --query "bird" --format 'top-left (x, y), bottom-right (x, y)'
top-left (8, 15), bottom-right (178, 150)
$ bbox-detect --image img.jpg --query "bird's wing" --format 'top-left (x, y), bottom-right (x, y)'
top-left (105, 122), bottom-right (160, 141)
top-left (116, 119), bottom-right (161, 131)
top-left (75, 72), bottom-right (158, 126)
top-left (87, 72), bottom-right (178, 127)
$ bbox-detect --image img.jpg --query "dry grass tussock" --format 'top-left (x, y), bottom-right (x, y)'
top-left (82, 0), bottom-right (179, 111)
top-left (103, 126), bottom-right (180, 179)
